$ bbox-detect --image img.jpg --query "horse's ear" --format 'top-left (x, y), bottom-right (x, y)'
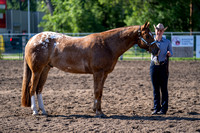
top-left (144, 21), bottom-right (148, 27)
top-left (146, 22), bottom-right (150, 28)
top-left (142, 21), bottom-right (149, 29)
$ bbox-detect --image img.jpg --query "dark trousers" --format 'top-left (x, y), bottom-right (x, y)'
top-left (150, 61), bottom-right (169, 113)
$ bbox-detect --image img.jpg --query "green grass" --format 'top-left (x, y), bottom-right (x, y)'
top-left (170, 57), bottom-right (200, 61)
top-left (1, 53), bottom-right (23, 60)
top-left (1, 51), bottom-right (200, 61)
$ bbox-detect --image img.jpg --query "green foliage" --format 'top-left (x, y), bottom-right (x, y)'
top-left (124, 0), bottom-right (191, 31)
top-left (7, 0), bottom-right (37, 11)
top-left (39, 0), bottom-right (126, 32)
top-left (37, 0), bottom-right (200, 33)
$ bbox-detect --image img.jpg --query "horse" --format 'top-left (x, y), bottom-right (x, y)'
top-left (21, 22), bottom-right (160, 117)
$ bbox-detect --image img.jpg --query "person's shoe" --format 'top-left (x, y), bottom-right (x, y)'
top-left (152, 110), bottom-right (158, 115)
top-left (157, 111), bottom-right (166, 115)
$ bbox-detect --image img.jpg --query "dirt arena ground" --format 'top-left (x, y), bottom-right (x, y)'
top-left (0, 60), bottom-right (199, 132)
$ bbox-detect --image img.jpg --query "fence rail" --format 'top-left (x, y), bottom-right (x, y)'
top-left (0, 32), bottom-right (200, 60)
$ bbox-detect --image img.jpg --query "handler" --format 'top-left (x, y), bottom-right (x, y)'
top-left (151, 23), bottom-right (173, 115)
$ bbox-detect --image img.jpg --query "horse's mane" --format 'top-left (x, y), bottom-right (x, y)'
top-left (100, 25), bottom-right (140, 35)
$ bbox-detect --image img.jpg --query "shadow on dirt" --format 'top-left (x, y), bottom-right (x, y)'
top-left (48, 113), bottom-right (200, 121)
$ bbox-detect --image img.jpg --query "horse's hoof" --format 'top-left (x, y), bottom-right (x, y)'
top-left (94, 113), bottom-right (107, 118)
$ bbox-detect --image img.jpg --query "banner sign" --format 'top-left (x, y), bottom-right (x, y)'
top-left (171, 36), bottom-right (194, 47)
top-left (196, 36), bottom-right (200, 58)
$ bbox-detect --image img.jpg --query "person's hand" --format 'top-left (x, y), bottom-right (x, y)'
top-left (167, 51), bottom-right (171, 56)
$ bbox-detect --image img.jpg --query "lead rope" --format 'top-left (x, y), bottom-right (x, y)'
top-left (166, 55), bottom-right (169, 76)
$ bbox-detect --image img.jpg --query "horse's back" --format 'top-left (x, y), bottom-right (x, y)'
top-left (25, 32), bottom-right (70, 69)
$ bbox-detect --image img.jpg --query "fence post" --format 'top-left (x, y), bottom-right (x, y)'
top-left (22, 36), bottom-right (26, 60)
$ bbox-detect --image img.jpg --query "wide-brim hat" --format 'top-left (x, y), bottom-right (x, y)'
top-left (153, 23), bottom-right (168, 31)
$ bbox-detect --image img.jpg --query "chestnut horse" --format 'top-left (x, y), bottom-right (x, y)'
top-left (21, 22), bottom-right (159, 117)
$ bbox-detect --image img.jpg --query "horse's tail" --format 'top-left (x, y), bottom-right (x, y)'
top-left (21, 59), bottom-right (32, 107)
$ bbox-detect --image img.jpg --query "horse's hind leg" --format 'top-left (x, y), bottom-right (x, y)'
top-left (30, 70), bottom-right (43, 115)
top-left (36, 65), bottom-right (51, 115)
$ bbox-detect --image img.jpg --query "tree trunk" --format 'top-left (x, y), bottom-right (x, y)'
top-left (44, 0), bottom-right (54, 16)
top-left (190, 0), bottom-right (192, 34)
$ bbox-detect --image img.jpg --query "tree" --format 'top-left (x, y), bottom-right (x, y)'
top-left (39, 0), bottom-right (127, 33)
top-left (124, 0), bottom-right (191, 31)
top-left (7, 0), bottom-right (37, 11)
top-left (192, 0), bottom-right (200, 31)
top-left (43, 0), bottom-right (54, 16)
top-left (38, 0), bottom-right (200, 32)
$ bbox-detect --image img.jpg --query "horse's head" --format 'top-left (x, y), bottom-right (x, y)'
top-left (137, 22), bottom-right (160, 56)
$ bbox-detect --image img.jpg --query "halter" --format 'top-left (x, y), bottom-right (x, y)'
top-left (138, 26), bottom-right (157, 46)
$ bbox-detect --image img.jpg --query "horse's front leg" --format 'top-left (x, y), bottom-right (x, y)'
top-left (93, 71), bottom-right (107, 117)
